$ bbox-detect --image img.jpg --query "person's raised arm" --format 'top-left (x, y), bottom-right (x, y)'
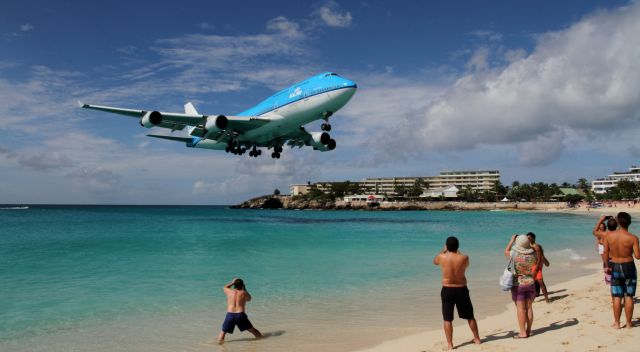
top-left (593, 216), bottom-right (607, 239)
top-left (223, 278), bottom-right (237, 293)
top-left (433, 246), bottom-right (446, 265)
top-left (504, 235), bottom-right (517, 258)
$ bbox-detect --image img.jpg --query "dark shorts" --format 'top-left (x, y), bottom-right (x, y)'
top-left (511, 284), bottom-right (536, 302)
top-left (221, 312), bottom-right (254, 334)
top-left (441, 286), bottom-right (475, 322)
top-left (611, 261), bottom-right (637, 298)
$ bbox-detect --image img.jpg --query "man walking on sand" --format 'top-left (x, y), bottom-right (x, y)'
top-left (603, 212), bottom-right (640, 329)
top-left (434, 236), bottom-right (481, 350)
top-left (217, 278), bottom-right (263, 344)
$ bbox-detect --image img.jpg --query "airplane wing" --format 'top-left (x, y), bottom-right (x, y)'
top-left (80, 102), bottom-right (273, 134)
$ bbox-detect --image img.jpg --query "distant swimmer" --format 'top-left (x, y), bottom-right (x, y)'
top-left (603, 212), bottom-right (640, 329)
top-left (217, 278), bottom-right (263, 344)
top-left (433, 236), bottom-right (481, 350)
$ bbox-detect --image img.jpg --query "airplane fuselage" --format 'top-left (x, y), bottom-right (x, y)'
top-left (192, 72), bottom-right (357, 150)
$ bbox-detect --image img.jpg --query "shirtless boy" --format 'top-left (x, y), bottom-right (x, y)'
top-left (217, 278), bottom-right (263, 343)
top-left (602, 213), bottom-right (640, 329)
top-left (433, 236), bottom-right (481, 350)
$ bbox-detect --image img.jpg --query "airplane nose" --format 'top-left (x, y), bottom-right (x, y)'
top-left (342, 78), bottom-right (357, 89)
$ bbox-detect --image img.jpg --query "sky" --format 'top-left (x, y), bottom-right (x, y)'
top-left (1, 0), bottom-right (640, 204)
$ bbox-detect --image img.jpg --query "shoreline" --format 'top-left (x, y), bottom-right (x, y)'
top-left (352, 262), bottom-right (640, 352)
top-left (234, 195), bottom-right (640, 214)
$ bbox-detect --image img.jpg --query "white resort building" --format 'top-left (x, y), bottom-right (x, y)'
top-left (591, 165), bottom-right (640, 194)
top-left (291, 170), bottom-right (500, 197)
top-left (359, 170), bottom-right (500, 195)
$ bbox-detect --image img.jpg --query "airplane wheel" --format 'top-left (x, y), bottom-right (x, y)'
top-left (225, 146), bottom-right (230, 153)
top-left (257, 150), bottom-right (262, 156)
top-left (276, 153), bottom-right (280, 159)
top-left (321, 123), bottom-right (327, 131)
top-left (327, 139), bottom-right (336, 150)
top-left (272, 152), bottom-right (277, 158)
top-left (249, 151), bottom-right (254, 157)
top-left (323, 123), bottom-right (332, 131)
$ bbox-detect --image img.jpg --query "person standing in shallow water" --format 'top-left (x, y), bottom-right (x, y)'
top-left (433, 236), bottom-right (482, 350)
top-left (217, 278), bottom-right (263, 344)
top-left (505, 235), bottom-right (538, 338)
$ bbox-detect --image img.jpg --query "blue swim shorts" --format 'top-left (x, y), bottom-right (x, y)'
top-left (611, 261), bottom-right (637, 298)
top-left (221, 312), bottom-right (254, 334)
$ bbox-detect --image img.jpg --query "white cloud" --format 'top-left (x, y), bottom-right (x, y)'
top-left (266, 16), bottom-right (304, 38)
top-left (316, 1), bottom-right (353, 28)
top-left (465, 47), bottom-right (490, 72)
top-left (517, 129), bottom-right (565, 166)
top-left (417, 2), bottom-right (640, 165)
top-left (20, 23), bottom-right (34, 32)
top-left (469, 30), bottom-right (503, 42)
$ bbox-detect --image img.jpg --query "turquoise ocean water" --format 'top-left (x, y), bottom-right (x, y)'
top-left (0, 206), bottom-right (599, 351)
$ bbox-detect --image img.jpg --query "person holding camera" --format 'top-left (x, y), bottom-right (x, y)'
top-left (217, 278), bottom-right (263, 344)
top-left (505, 234), bottom-right (538, 339)
top-left (602, 212), bottom-right (640, 329)
top-left (594, 216), bottom-right (618, 286)
top-left (433, 236), bottom-right (481, 350)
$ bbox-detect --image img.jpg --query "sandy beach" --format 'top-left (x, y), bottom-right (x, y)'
top-left (355, 261), bottom-right (640, 352)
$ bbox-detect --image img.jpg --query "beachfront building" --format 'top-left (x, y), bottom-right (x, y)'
top-left (420, 185), bottom-right (460, 199)
top-left (360, 170), bottom-right (500, 195)
top-left (290, 183), bottom-right (311, 196)
top-left (291, 170), bottom-right (500, 197)
top-left (591, 165), bottom-right (640, 194)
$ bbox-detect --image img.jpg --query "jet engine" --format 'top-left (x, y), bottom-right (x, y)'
top-left (203, 115), bottom-right (229, 137)
top-left (310, 131), bottom-right (336, 151)
top-left (140, 111), bottom-right (163, 128)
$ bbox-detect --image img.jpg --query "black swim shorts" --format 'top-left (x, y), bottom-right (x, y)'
top-left (441, 286), bottom-right (475, 322)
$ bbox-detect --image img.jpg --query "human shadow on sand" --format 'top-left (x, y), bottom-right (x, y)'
top-left (545, 289), bottom-right (567, 295)
top-left (545, 294), bottom-right (570, 303)
top-left (222, 330), bottom-right (286, 344)
top-left (456, 318), bottom-right (579, 348)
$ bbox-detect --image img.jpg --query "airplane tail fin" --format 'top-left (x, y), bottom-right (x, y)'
top-left (185, 102), bottom-right (198, 135)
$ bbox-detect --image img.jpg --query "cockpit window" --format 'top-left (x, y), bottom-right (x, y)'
top-left (324, 73), bottom-right (339, 77)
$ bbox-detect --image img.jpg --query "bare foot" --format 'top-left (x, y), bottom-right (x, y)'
top-left (473, 337), bottom-right (481, 344)
top-left (447, 343), bottom-right (454, 350)
top-left (625, 322), bottom-right (633, 329)
top-left (217, 339), bottom-right (224, 345)
top-left (612, 322), bottom-right (621, 329)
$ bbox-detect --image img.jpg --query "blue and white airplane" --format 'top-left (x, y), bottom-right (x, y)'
top-left (80, 72), bottom-right (357, 158)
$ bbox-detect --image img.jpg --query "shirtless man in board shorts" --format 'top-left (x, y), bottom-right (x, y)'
top-left (433, 236), bottom-right (481, 350)
top-left (603, 212), bottom-right (640, 329)
top-left (217, 278), bottom-right (263, 343)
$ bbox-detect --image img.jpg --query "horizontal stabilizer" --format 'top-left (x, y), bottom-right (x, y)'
top-left (147, 134), bottom-right (193, 143)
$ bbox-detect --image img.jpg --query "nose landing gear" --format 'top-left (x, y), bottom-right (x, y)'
top-left (321, 111), bottom-right (333, 131)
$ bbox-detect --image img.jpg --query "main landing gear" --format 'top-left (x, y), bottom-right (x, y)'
top-left (271, 146), bottom-right (283, 159)
top-left (321, 123), bottom-right (331, 131)
top-left (225, 140), bottom-right (246, 155)
top-left (249, 146), bottom-right (262, 158)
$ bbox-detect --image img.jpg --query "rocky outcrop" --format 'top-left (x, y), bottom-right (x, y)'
top-left (232, 195), bottom-right (571, 211)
